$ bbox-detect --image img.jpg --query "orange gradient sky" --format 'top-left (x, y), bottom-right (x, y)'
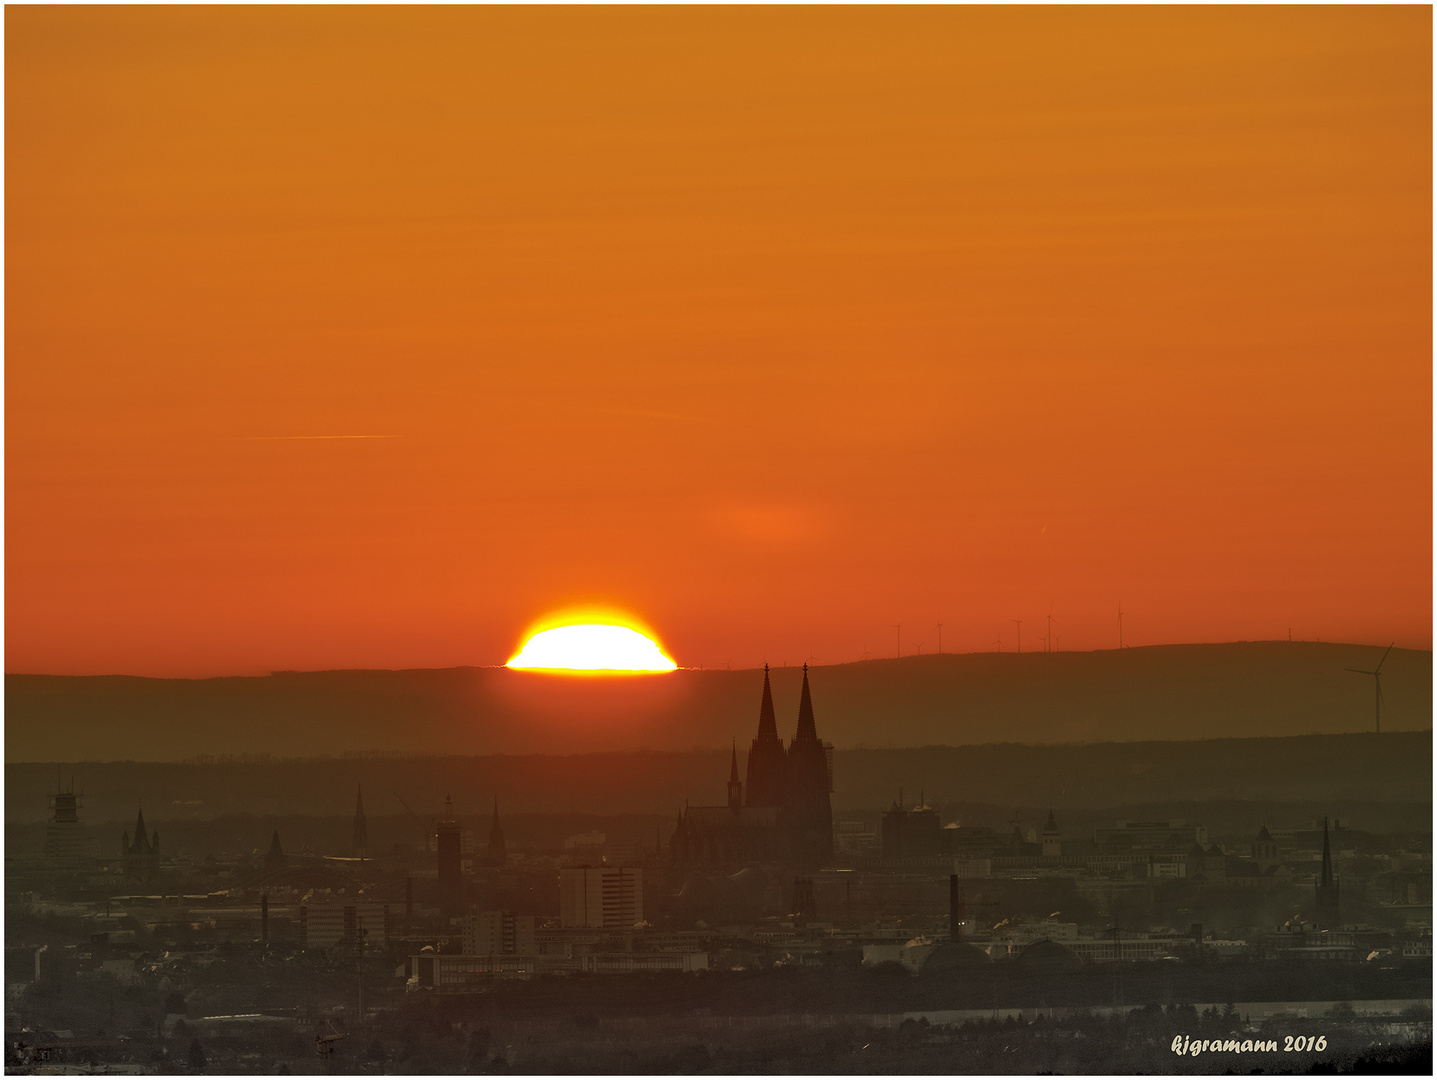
top-left (6, 7), bottom-right (1432, 677)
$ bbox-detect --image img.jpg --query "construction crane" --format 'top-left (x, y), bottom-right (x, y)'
top-left (394, 791), bottom-right (432, 851)
top-left (316, 1020), bottom-right (348, 1073)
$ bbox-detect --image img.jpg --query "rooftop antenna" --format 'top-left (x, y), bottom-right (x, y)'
top-left (1012, 618), bottom-right (1022, 654)
top-left (1346, 642), bottom-right (1395, 734)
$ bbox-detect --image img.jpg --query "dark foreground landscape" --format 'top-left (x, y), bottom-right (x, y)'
top-left (7, 726), bottom-right (1431, 1074)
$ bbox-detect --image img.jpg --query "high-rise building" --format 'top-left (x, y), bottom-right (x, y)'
top-left (352, 785), bottom-right (369, 860)
top-left (300, 903), bottom-right (389, 948)
top-left (462, 910), bottom-right (536, 956)
top-left (882, 793), bottom-right (944, 858)
top-left (560, 866), bottom-right (643, 929)
top-left (45, 775), bottom-right (92, 859)
top-left (437, 795), bottom-right (464, 914)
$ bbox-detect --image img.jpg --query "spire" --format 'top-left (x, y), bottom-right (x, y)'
top-left (794, 663), bottom-right (818, 743)
top-left (727, 740), bottom-right (743, 811)
top-left (492, 795), bottom-right (500, 825)
top-left (132, 808), bottom-right (149, 853)
top-left (756, 664), bottom-right (779, 743)
top-left (1045, 809), bottom-right (1058, 831)
top-left (355, 785), bottom-right (365, 816)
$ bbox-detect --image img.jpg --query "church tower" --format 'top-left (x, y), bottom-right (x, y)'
top-left (784, 665), bottom-right (834, 870)
top-left (745, 665), bottom-right (787, 808)
top-left (1041, 810), bottom-right (1062, 857)
top-left (487, 796), bottom-right (507, 867)
top-left (122, 807), bottom-right (160, 881)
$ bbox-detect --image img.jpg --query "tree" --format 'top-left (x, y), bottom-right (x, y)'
top-left (187, 1039), bottom-right (207, 1073)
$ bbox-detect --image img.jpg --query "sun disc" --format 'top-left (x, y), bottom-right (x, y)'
top-left (506, 624), bottom-right (677, 672)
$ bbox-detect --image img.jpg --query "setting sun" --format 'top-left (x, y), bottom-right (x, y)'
top-left (506, 624), bottom-right (678, 672)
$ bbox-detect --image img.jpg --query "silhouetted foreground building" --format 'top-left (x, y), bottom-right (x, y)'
top-left (671, 664), bottom-right (834, 871)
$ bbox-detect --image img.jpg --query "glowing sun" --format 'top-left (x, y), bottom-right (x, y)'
top-left (506, 624), bottom-right (678, 672)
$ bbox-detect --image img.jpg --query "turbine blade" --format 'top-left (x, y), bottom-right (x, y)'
top-left (1376, 642), bottom-right (1395, 672)
top-left (1345, 668), bottom-right (1375, 675)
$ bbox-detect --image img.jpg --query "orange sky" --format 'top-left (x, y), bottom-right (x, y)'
top-left (6, 7), bottom-right (1432, 677)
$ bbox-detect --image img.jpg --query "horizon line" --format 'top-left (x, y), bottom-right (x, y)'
top-left (3, 636), bottom-right (1427, 682)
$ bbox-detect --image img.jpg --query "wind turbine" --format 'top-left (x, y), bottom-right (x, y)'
top-left (1118, 602), bottom-right (1124, 649)
top-left (894, 624), bottom-right (902, 659)
top-left (936, 621), bottom-right (944, 655)
top-left (993, 636), bottom-right (1003, 653)
top-left (1012, 618), bottom-right (1022, 654)
top-left (1045, 605), bottom-right (1057, 654)
top-left (1346, 643), bottom-right (1395, 734)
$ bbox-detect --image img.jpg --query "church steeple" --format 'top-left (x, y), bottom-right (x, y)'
top-left (727, 741), bottom-right (743, 810)
top-left (756, 664), bottom-right (779, 743)
top-left (793, 664), bottom-right (818, 744)
top-left (745, 665), bottom-right (788, 808)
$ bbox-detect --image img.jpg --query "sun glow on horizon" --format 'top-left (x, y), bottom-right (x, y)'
top-left (506, 623), bottom-right (678, 673)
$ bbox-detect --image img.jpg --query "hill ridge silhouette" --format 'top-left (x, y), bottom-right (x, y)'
top-left (7, 640), bottom-right (1429, 762)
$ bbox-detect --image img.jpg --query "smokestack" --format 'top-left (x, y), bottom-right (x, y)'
top-left (261, 894), bottom-right (269, 945)
top-left (949, 874), bottom-right (964, 943)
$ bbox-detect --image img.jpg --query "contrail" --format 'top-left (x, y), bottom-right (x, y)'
top-left (234, 435), bottom-right (396, 441)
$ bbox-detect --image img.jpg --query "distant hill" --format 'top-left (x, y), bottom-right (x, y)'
top-left (5, 732), bottom-right (1429, 827)
top-left (5, 641), bottom-right (1430, 762)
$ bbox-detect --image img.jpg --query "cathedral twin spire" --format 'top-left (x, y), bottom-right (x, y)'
top-left (744, 663), bottom-right (827, 809)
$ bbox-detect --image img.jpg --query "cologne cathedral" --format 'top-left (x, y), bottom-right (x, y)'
top-left (671, 663), bottom-right (835, 872)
